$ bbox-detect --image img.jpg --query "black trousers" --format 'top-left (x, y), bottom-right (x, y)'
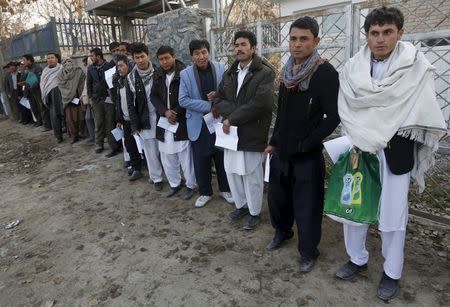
top-left (123, 120), bottom-right (142, 171)
top-left (268, 152), bottom-right (325, 260)
top-left (191, 122), bottom-right (230, 196)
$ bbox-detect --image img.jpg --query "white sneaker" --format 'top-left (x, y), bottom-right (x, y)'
top-left (195, 195), bottom-right (212, 208)
top-left (220, 192), bottom-right (234, 204)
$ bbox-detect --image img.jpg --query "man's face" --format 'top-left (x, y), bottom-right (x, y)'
top-left (47, 54), bottom-right (58, 67)
top-left (117, 45), bottom-right (127, 56)
top-left (192, 47), bottom-right (210, 70)
top-left (90, 52), bottom-right (101, 65)
top-left (289, 27), bottom-right (320, 64)
top-left (117, 60), bottom-right (129, 77)
top-left (366, 23), bottom-right (404, 60)
top-left (234, 37), bottom-right (255, 63)
top-left (158, 52), bottom-right (176, 72)
top-left (110, 47), bottom-right (119, 56)
top-left (9, 65), bottom-right (17, 73)
top-left (21, 57), bottom-right (31, 68)
top-left (133, 51), bottom-right (150, 70)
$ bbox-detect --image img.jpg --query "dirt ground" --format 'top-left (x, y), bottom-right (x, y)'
top-left (0, 118), bottom-right (448, 307)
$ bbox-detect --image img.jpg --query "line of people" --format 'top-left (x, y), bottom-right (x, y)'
top-left (1, 7), bottom-right (447, 303)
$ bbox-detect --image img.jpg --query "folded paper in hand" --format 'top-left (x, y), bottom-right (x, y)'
top-left (157, 117), bottom-right (179, 133)
top-left (111, 128), bottom-right (124, 141)
top-left (214, 123), bottom-right (238, 151)
top-left (203, 112), bottom-right (222, 134)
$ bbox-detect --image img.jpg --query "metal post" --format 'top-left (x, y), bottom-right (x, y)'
top-left (256, 21), bottom-right (263, 57)
top-left (210, 29), bottom-right (216, 61)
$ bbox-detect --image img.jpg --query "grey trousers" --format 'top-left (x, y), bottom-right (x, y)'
top-left (91, 100), bottom-right (118, 150)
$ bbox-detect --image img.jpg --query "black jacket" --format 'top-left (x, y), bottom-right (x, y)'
top-left (214, 55), bottom-right (275, 152)
top-left (86, 60), bottom-right (113, 103)
top-left (151, 60), bottom-right (188, 142)
top-left (269, 62), bottom-right (340, 161)
top-left (5, 72), bottom-right (24, 98)
top-left (127, 69), bottom-right (151, 132)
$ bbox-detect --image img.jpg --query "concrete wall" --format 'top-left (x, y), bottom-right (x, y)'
top-left (146, 8), bottom-right (214, 65)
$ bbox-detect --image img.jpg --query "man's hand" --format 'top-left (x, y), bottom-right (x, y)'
top-left (211, 107), bottom-right (219, 119)
top-left (165, 110), bottom-right (177, 125)
top-left (207, 91), bottom-right (216, 102)
top-left (264, 145), bottom-right (274, 158)
top-left (116, 123), bottom-right (122, 129)
top-left (222, 119), bottom-right (230, 134)
top-left (132, 130), bottom-right (140, 136)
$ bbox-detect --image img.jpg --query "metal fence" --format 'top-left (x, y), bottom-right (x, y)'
top-left (1, 17), bottom-right (148, 61)
top-left (55, 17), bottom-right (147, 55)
top-left (210, 0), bottom-right (450, 218)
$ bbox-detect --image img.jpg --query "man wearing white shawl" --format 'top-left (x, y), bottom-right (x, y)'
top-left (336, 7), bottom-right (447, 301)
top-left (40, 53), bottom-right (63, 143)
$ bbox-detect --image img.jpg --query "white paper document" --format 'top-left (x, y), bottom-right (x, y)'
top-left (264, 154), bottom-right (271, 182)
top-left (72, 97), bottom-right (80, 105)
top-left (133, 134), bottom-right (144, 153)
top-left (214, 123), bottom-right (238, 151)
top-left (157, 117), bottom-right (179, 133)
top-left (203, 112), bottom-right (223, 134)
top-left (111, 128), bottom-right (124, 141)
top-left (104, 67), bottom-right (116, 89)
top-left (19, 97), bottom-right (31, 110)
top-left (323, 136), bottom-right (351, 164)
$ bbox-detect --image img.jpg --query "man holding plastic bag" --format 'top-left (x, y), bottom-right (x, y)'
top-left (333, 6), bottom-right (447, 301)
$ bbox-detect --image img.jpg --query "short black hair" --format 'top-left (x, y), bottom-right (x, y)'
top-left (47, 52), bottom-right (61, 63)
top-left (109, 41), bottom-right (119, 51)
top-left (90, 48), bottom-right (104, 59)
top-left (290, 16), bottom-right (320, 37)
top-left (116, 54), bottom-right (128, 64)
top-left (22, 54), bottom-right (34, 63)
top-left (364, 6), bottom-right (404, 33)
top-left (234, 30), bottom-right (257, 48)
top-left (189, 39), bottom-right (210, 55)
top-left (119, 41), bottom-right (130, 51)
top-left (130, 42), bottom-right (149, 56)
top-left (156, 45), bottom-right (175, 57)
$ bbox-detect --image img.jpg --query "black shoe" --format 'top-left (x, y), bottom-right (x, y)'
top-left (377, 272), bottom-right (399, 302)
top-left (95, 146), bottom-right (104, 154)
top-left (41, 127), bottom-right (51, 132)
top-left (154, 181), bottom-right (163, 192)
top-left (127, 166), bottom-right (134, 176)
top-left (129, 170), bottom-right (143, 181)
top-left (124, 161), bottom-right (131, 168)
top-left (298, 257), bottom-right (316, 273)
top-left (228, 207), bottom-right (250, 221)
top-left (243, 214), bottom-right (260, 230)
top-left (265, 231), bottom-right (294, 251)
top-left (70, 137), bottom-right (79, 144)
top-left (105, 150), bottom-right (120, 158)
top-left (165, 185), bottom-right (181, 197)
top-left (335, 261), bottom-right (368, 280)
top-left (181, 187), bottom-right (195, 200)
top-left (57, 137), bottom-right (63, 143)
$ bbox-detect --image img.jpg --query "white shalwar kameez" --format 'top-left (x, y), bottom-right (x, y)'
top-left (343, 59), bottom-right (411, 280)
top-left (223, 60), bottom-right (264, 217)
top-left (140, 80), bottom-right (163, 184)
top-left (158, 72), bottom-right (196, 189)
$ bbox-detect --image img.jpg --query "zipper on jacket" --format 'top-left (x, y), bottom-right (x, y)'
top-left (306, 97), bottom-right (313, 119)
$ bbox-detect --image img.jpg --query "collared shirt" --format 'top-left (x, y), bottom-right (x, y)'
top-left (236, 60), bottom-right (252, 96)
top-left (371, 58), bottom-right (387, 81)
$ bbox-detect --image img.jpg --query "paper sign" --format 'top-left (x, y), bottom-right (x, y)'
top-left (157, 117), bottom-right (179, 133)
top-left (133, 134), bottom-right (144, 153)
top-left (19, 97), bottom-right (31, 110)
top-left (214, 123), bottom-right (238, 151)
top-left (105, 67), bottom-right (116, 89)
top-left (323, 136), bottom-right (351, 164)
top-left (111, 128), bottom-right (124, 141)
top-left (72, 97), bottom-right (80, 105)
top-left (264, 154), bottom-right (271, 182)
top-left (203, 112), bottom-right (223, 134)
